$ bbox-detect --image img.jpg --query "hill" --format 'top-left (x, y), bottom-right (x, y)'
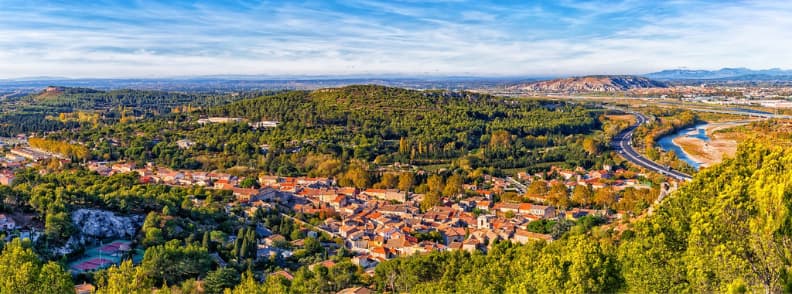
top-left (507, 75), bottom-right (667, 93)
top-left (34, 86), bottom-right (101, 100)
top-left (0, 86), bottom-right (267, 136)
top-left (84, 84), bottom-right (604, 171)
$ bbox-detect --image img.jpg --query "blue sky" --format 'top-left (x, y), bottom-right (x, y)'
top-left (1, 0), bottom-right (791, 78)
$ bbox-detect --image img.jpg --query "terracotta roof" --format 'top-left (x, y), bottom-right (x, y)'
top-left (271, 270), bottom-right (294, 281)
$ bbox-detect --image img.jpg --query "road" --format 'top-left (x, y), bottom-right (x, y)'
top-left (611, 112), bottom-right (693, 181)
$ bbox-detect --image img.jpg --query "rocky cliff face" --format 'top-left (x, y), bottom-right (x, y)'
top-left (508, 75), bottom-right (667, 93)
top-left (71, 209), bottom-right (142, 239)
top-left (54, 209), bottom-right (143, 255)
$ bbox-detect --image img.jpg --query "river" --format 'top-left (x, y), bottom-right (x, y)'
top-left (657, 124), bottom-right (710, 170)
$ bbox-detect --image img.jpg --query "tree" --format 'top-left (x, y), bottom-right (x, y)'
top-left (45, 210), bottom-right (73, 241)
top-left (232, 271), bottom-right (266, 294)
top-left (97, 260), bottom-right (151, 294)
top-left (204, 268), bottom-right (241, 294)
top-left (593, 187), bottom-right (616, 208)
top-left (442, 174), bottom-right (464, 197)
top-left (427, 175), bottom-right (444, 194)
top-left (582, 138), bottom-right (599, 155)
top-left (37, 262), bottom-right (74, 294)
top-left (533, 234), bottom-right (620, 293)
top-left (304, 237), bottom-right (323, 256)
top-left (343, 162), bottom-right (370, 189)
top-left (379, 173), bottom-right (399, 189)
top-left (527, 180), bottom-right (548, 196)
top-left (398, 172), bottom-right (414, 192)
top-left (572, 184), bottom-right (593, 207)
top-left (202, 231), bottom-right (211, 249)
top-left (239, 177), bottom-right (259, 189)
top-left (421, 192), bottom-right (441, 211)
top-left (140, 241), bottom-right (212, 286)
top-left (645, 146), bottom-right (660, 161)
top-left (0, 238), bottom-right (73, 293)
top-left (546, 182), bottom-right (569, 208)
top-left (143, 228), bottom-right (165, 246)
top-left (489, 130), bottom-right (512, 148)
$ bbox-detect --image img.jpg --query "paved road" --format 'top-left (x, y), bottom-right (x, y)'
top-left (611, 112), bottom-right (693, 181)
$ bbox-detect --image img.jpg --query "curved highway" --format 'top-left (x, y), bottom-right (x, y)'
top-left (611, 112), bottom-right (693, 181)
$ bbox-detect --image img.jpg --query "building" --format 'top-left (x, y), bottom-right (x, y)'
top-left (0, 214), bottom-right (16, 230)
top-left (10, 147), bottom-right (52, 162)
top-left (74, 282), bottom-right (95, 294)
top-left (519, 203), bottom-right (556, 218)
top-left (111, 162), bottom-right (136, 173)
top-left (477, 214), bottom-right (496, 230)
top-left (232, 187), bottom-right (278, 202)
top-left (363, 189), bottom-right (407, 202)
top-left (337, 287), bottom-right (373, 294)
top-left (251, 120), bottom-right (280, 129)
top-left (176, 139), bottom-right (196, 149)
top-left (0, 171), bottom-right (14, 186)
top-left (197, 117), bottom-right (244, 124)
top-left (513, 229), bottom-right (554, 244)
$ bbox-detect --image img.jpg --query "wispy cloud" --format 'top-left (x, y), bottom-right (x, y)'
top-left (0, 0), bottom-right (791, 78)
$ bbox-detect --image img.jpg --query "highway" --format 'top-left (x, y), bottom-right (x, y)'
top-left (611, 112), bottom-right (693, 181)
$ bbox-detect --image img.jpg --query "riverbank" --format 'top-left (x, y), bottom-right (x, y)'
top-left (670, 122), bottom-right (749, 168)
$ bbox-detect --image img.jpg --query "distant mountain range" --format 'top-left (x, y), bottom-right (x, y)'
top-left (644, 68), bottom-right (792, 80)
top-left (507, 75), bottom-right (667, 93)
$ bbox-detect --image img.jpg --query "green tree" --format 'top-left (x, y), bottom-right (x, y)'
top-left (0, 239), bottom-right (73, 294)
top-left (239, 177), bottom-right (259, 189)
top-left (231, 271), bottom-right (266, 294)
top-left (97, 260), bottom-right (151, 294)
top-left (36, 262), bottom-right (74, 294)
top-left (204, 268), bottom-right (241, 294)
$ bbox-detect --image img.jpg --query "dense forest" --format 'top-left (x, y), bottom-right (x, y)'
top-left (50, 85), bottom-right (607, 176)
top-left (0, 87), bottom-right (269, 136)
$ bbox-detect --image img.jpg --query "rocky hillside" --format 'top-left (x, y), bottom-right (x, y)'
top-left (54, 209), bottom-right (143, 255)
top-left (508, 75), bottom-right (667, 93)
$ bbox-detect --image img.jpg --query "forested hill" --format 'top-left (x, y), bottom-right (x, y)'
top-left (371, 141), bottom-right (792, 293)
top-left (25, 86), bottom-right (264, 113)
top-left (209, 85), bottom-right (599, 139)
top-left (0, 87), bottom-right (269, 136)
top-left (203, 85), bottom-right (603, 170)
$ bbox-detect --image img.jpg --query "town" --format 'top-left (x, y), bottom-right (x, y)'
top-left (0, 136), bottom-right (659, 280)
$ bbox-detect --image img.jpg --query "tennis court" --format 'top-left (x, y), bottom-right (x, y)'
top-left (97, 240), bottom-right (131, 254)
top-left (70, 257), bottom-right (114, 272)
top-left (69, 240), bottom-right (135, 273)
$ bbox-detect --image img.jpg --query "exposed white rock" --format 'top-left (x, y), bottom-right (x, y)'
top-left (71, 208), bottom-right (142, 239)
top-left (53, 209), bottom-right (143, 256)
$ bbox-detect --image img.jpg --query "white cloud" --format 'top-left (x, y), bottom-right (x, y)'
top-left (0, 0), bottom-right (791, 78)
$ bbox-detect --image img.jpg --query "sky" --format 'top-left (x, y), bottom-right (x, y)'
top-left (1, 0), bottom-right (792, 78)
